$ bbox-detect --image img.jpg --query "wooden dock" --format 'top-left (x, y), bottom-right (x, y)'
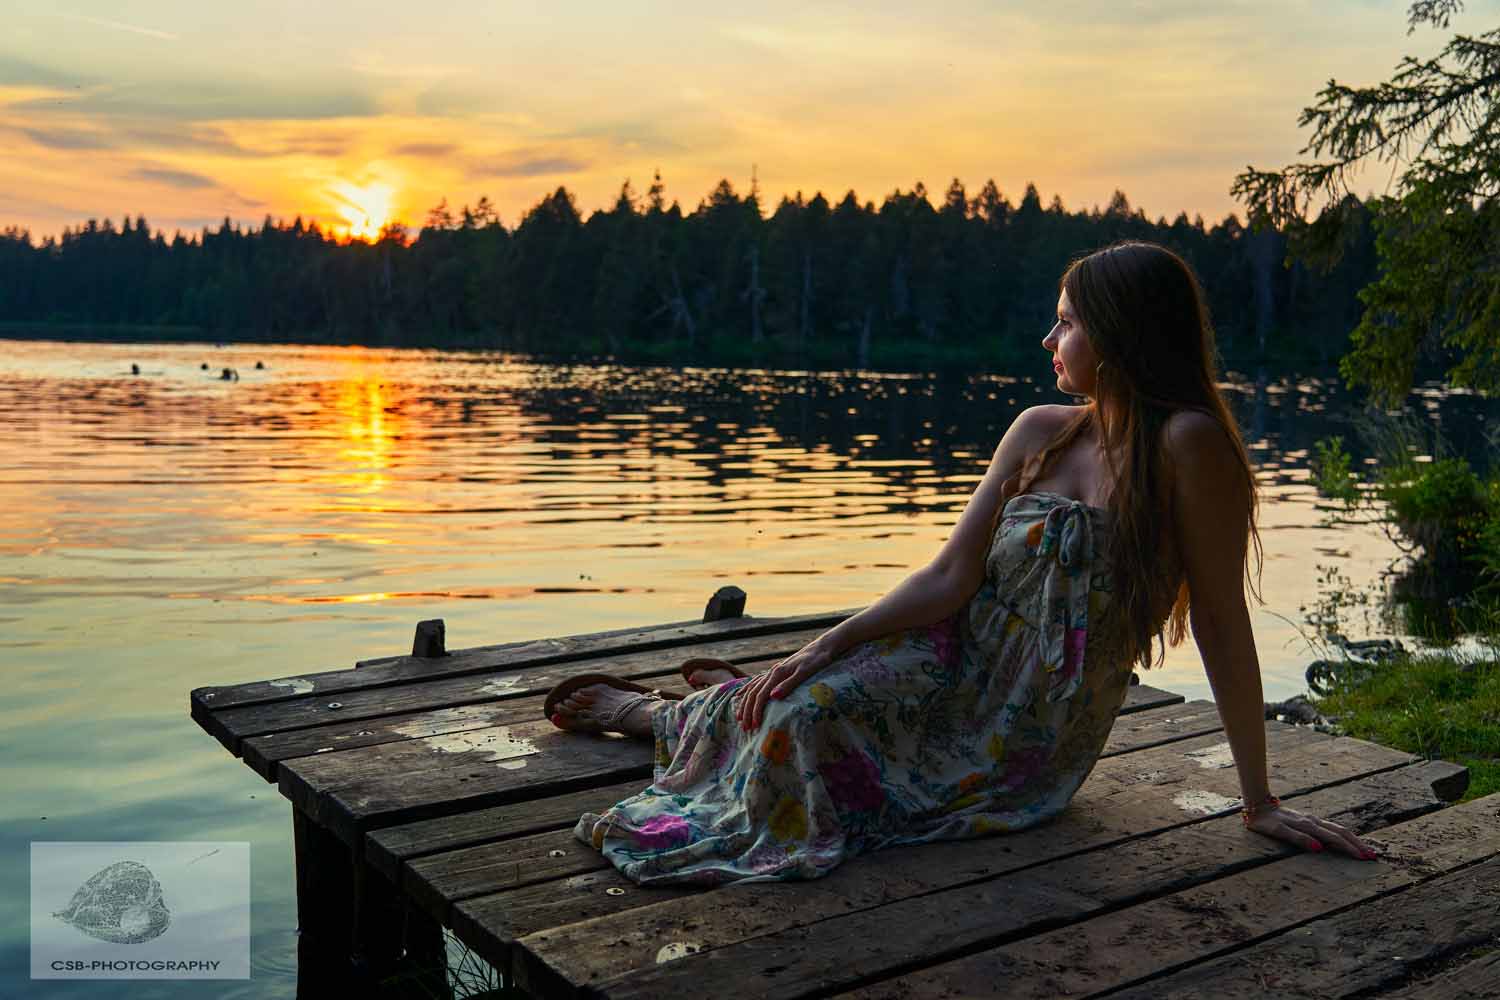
top-left (189, 590), bottom-right (1500, 999)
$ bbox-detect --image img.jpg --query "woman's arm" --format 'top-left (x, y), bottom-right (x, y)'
top-left (733, 404), bottom-right (1071, 732)
top-left (818, 404), bottom-right (1073, 656)
top-left (1167, 411), bottom-right (1374, 859)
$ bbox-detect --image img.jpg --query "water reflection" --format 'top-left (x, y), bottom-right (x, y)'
top-left (4, 341), bottom-right (1499, 639)
top-left (334, 370), bottom-right (396, 497)
top-left (3, 339), bottom-right (1499, 998)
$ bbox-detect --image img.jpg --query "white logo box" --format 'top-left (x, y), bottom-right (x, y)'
top-left (31, 842), bottom-right (250, 980)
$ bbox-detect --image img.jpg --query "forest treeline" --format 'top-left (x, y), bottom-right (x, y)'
top-left (0, 175), bottom-right (1379, 369)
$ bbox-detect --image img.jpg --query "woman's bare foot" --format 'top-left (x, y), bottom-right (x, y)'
top-left (685, 663), bottom-right (741, 688)
top-left (552, 683), bottom-right (659, 738)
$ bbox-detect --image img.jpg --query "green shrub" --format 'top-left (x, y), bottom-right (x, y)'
top-left (1309, 435), bottom-right (1361, 504)
top-left (1311, 433), bottom-right (1500, 593)
top-left (1377, 457), bottom-right (1494, 583)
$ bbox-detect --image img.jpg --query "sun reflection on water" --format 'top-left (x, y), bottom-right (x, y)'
top-left (331, 357), bottom-right (397, 497)
top-left (3, 340), bottom-right (1498, 705)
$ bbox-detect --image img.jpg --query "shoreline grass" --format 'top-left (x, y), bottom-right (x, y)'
top-left (1311, 653), bottom-right (1500, 802)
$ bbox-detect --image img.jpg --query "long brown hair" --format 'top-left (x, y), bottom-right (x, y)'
top-left (993, 241), bottom-right (1263, 670)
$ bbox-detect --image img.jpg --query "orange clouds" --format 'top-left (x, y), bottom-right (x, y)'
top-left (0, 0), bottom-right (1467, 242)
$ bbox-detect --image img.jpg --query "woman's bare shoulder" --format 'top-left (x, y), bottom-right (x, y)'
top-left (1162, 409), bottom-right (1235, 463)
top-left (1020, 402), bottom-right (1081, 427)
top-left (1161, 409), bottom-right (1248, 511)
top-left (1005, 404), bottom-right (1080, 451)
top-left (1161, 410), bottom-right (1254, 616)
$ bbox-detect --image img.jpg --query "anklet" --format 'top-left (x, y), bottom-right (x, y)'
top-left (1241, 793), bottom-right (1281, 827)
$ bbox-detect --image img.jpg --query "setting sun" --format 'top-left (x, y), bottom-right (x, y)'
top-left (328, 179), bottom-right (395, 241)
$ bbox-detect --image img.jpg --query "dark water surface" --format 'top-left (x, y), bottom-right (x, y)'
top-left (3, 339), bottom-right (1491, 997)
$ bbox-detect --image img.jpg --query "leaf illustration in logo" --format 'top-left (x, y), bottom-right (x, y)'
top-left (53, 860), bottom-right (171, 944)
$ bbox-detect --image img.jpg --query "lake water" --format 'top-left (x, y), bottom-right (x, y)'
top-left (2, 338), bottom-right (1490, 997)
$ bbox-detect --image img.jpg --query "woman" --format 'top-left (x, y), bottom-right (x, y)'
top-left (546, 240), bottom-right (1377, 885)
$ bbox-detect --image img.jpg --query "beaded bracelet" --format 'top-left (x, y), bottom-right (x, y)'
top-left (1241, 793), bottom-right (1281, 828)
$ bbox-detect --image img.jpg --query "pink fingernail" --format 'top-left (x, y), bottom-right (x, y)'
top-left (1307, 841), bottom-right (1323, 852)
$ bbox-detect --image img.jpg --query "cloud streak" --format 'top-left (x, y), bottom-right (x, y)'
top-left (0, 54), bottom-right (100, 89)
top-left (18, 126), bottom-right (110, 150)
top-left (392, 141), bottom-right (459, 158)
top-left (466, 154), bottom-right (588, 179)
top-left (10, 82), bottom-right (378, 122)
top-left (56, 12), bottom-right (180, 42)
top-left (132, 166), bottom-right (216, 190)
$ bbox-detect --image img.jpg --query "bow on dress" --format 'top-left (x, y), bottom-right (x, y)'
top-left (1028, 498), bottom-right (1096, 703)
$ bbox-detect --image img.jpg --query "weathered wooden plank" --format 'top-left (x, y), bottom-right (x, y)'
top-left (242, 664), bottom-right (1177, 785)
top-left (241, 669), bottom-right (706, 781)
top-left (358, 614), bottom-right (708, 669)
top-left (1117, 682), bottom-right (1184, 714)
top-left (452, 729), bottom-right (1417, 986)
top-left (190, 606), bottom-right (859, 717)
top-left (1100, 698), bottom-right (1221, 756)
top-left (405, 827), bottom-right (616, 924)
top-left (283, 679), bottom-right (1197, 852)
top-left (364, 692), bottom-right (1217, 886)
top-left (211, 627), bottom-right (828, 759)
top-left (411, 698), bottom-right (1260, 929)
top-left (195, 613), bottom-right (1178, 759)
top-left (280, 717), bottom-right (657, 845)
top-left (366, 777), bottom-right (654, 883)
top-left (458, 868), bottom-right (708, 976)
top-left (833, 793), bottom-right (1500, 1000)
top-left (1382, 948), bottom-right (1500, 1000)
top-left (460, 762), bottom-right (1461, 989)
top-left (1106, 852), bottom-right (1500, 999)
top-left (512, 751), bottom-right (1441, 999)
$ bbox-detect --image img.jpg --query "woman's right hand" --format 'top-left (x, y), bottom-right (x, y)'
top-left (733, 635), bottom-right (839, 732)
top-left (1245, 802), bottom-right (1376, 859)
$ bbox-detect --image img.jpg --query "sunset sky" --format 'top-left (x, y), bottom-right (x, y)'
top-left (4, 1), bottom-right (1496, 243)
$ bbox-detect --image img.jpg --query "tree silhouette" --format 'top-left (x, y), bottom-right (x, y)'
top-left (1234, 0), bottom-right (1498, 402)
top-left (0, 175), bottom-right (1380, 370)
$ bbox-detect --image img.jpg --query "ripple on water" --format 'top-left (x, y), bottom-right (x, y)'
top-left (6, 340), bottom-right (1500, 1000)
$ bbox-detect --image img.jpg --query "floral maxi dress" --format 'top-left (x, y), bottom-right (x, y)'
top-left (573, 491), bottom-right (1137, 885)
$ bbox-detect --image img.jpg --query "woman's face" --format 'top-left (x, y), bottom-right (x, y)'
top-left (1042, 289), bottom-right (1100, 398)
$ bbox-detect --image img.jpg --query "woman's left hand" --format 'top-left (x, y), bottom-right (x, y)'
top-left (1245, 803), bottom-right (1378, 860)
top-left (734, 637), bottom-right (836, 732)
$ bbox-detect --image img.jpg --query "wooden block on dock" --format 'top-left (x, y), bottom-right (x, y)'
top-left (702, 585), bottom-right (746, 622)
top-left (411, 618), bottom-right (447, 658)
